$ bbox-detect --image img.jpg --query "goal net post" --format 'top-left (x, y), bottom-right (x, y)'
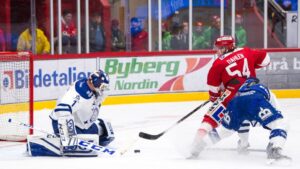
top-left (0, 52), bottom-right (34, 141)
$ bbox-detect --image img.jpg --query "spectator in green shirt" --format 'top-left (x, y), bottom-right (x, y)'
top-left (235, 14), bottom-right (247, 47)
top-left (192, 21), bottom-right (210, 49)
top-left (162, 22), bottom-right (172, 50)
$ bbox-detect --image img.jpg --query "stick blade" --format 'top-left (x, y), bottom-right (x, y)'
top-left (138, 132), bottom-right (163, 140)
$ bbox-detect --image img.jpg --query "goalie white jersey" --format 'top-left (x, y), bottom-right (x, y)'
top-left (50, 78), bottom-right (107, 130)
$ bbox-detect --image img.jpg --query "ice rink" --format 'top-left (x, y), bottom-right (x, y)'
top-left (1, 98), bottom-right (300, 169)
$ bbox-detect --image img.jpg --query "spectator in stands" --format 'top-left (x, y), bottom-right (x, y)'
top-left (161, 21), bottom-right (172, 51)
top-left (111, 19), bottom-right (125, 51)
top-left (235, 14), bottom-right (247, 47)
top-left (17, 22), bottom-right (50, 54)
top-left (170, 22), bottom-right (186, 50)
top-left (171, 10), bottom-right (181, 27)
top-left (208, 15), bottom-right (230, 48)
top-left (210, 15), bottom-right (221, 48)
top-left (130, 17), bottom-right (148, 51)
top-left (88, 12), bottom-right (106, 52)
top-left (61, 10), bottom-right (77, 53)
top-left (181, 21), bottom-right (189, 50)
top-left (197, 15), bottom-right (221, 49)
top-left (192, 21), bottom-right (210, 49)
top-left (0, 28), bottom-right (6, 51)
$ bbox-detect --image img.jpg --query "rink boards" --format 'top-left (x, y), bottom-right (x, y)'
top-left (1, 49), bottom-right (300, 113)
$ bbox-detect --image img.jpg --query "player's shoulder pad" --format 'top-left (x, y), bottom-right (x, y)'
top-left (75, 79), bottom-right (94, 99)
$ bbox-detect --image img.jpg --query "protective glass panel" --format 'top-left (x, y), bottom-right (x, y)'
top-left (268, 0), bottom-right (298, 48)
top-left (192, 1), bottom-right (222, 50)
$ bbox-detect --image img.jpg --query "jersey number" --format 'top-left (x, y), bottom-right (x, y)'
top-left (225, 58), bottom-right (250, 78)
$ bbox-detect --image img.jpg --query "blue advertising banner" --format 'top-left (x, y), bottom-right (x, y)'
top-left (152, 0), bottom-right (226, 19)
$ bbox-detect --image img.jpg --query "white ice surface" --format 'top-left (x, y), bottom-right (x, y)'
top-left (1, 99), bottom-right (300, 169)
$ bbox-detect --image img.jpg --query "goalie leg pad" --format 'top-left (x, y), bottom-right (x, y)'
top-left (27, 135), bottom-right (62, 156)
top-left (27, 135), bottom-right (99, 157)
top-left (58, 115), bottom-right (77, 147)
top-left (62, 134), bottom-right (99, 157)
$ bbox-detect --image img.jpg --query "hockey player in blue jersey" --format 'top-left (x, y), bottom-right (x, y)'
top-left (189, 78), bottom-right (290, 163)
top-left (221, 78), bottom-right (290, 162)
top-left (27, 69), bottom-right (115, 156)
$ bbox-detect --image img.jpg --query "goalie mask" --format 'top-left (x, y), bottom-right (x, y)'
top-left (214, 35), bottom-right (235, 57)
top-left (89, 69), bottom-right (110, 94)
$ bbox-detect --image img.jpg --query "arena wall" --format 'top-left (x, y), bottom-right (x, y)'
top-left (2, 49), bottom-right (300, 112)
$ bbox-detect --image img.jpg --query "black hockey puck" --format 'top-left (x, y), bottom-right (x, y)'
top-left (134, 149), bottom-right (141, 153)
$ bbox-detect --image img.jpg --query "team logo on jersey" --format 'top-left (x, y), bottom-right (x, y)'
top-left (258, 107), bottom-right (273, 120)
top-left (222, 112), bottom-right (231, 125)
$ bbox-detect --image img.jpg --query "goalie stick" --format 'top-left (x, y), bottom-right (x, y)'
top-left (8, 118), bottom-right (116, 155)
top-left (139, 100), bottom-right (210, 140)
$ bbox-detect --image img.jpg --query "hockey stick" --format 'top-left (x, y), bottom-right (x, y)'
top-left (139, 100), bottom-right (210, 140)
top-left (8, 118), bottom-right (116, 155)
top-left (8, 118), bottom-right (54, 137)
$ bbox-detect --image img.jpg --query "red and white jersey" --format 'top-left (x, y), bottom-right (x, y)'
top-left (207, 47), bottom-right (270, 103)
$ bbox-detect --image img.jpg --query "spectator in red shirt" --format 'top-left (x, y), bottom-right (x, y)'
top-left (61, 10), bottom-right (77, 53)
top-left (130, 17), bottom-right (148, 51)
top-left (0, 28), bottom-right (6, 51)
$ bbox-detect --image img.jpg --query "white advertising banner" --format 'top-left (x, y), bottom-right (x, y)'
top-left (1, 55), bottom-right (214, 103)
top-left (3, 51), bottom-right (300, 104)
top-left (34, 58), bottom-right (97, 100)
top-left (99, 55), bottom-right (214, 95)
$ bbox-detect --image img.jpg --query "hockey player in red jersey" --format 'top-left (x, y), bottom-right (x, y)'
top-left (189, 35), bottom-right (270, 158)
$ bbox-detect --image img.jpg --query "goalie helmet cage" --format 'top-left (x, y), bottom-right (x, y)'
top-left (0, 52), bottom-right (34, 141)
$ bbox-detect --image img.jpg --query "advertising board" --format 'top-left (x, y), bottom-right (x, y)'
top-left (33, 58), bottom-right (97, 101)
top-left (99, 55), bottom-right (213, 95)
top-left (2, 51), bottom-right (300, 104)
top-left (258, 52), bottom-right (300, 89)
